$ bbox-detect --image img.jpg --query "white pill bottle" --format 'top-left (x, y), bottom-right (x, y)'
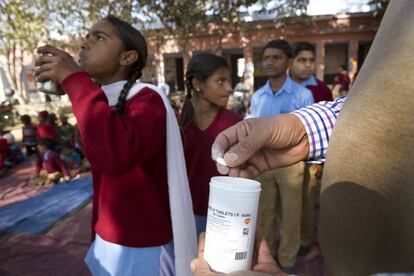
top-left (204, 176), bottom-right (261, 273)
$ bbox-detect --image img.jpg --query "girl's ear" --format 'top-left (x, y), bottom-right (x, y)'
top-left (120, 50), bottom-right (138, 66)
top-left (191, 78), bottom-right (201, 92)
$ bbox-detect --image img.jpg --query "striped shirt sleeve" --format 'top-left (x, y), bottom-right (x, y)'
top-left (291, 96), bottom-right (347, 160)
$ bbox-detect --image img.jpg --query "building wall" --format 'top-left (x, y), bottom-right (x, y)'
top-left (0, 12), bottom-right (380, 101)
top-left (145, 12), bottom-right (380, 91)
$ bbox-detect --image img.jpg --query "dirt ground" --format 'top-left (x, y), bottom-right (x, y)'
top-left (0, 204), bottom-right (91, 276)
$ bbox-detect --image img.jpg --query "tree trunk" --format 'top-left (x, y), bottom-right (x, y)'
top-left (12, 43), bottom-right (17, 91)
top-left (179, 35), bottom-right (190, 73)
top-left (6, 43), bottom-right (18, 93)
top-left (18, 48), bottom-right (24, 96)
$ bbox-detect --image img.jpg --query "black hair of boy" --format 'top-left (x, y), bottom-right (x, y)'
top-left (292, 42), bottom-right (315, 58)
top-left (20, 114), bottom-right (32, 125)
top-left (262, 39), bottom-right (293, 59)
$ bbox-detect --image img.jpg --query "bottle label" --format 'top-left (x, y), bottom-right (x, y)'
top-left (204, 200), bottom-right (257, 273)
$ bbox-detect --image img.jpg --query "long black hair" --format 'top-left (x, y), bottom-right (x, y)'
top-left (179, 53), bottom-right (229, 129)
top-left (105, 15), bottom-right (148, 115)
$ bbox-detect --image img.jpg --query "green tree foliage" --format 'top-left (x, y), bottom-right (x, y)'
top-left (204, 0), bottom-right (258, 52)
top-left (0, 0), bottom-right (48, 91)
top-left (46, 0), bottom-right (139, 37)
top-left (369, 0), bottom-right (390, 18)
top-left (134, 0), bottom-right (207, 58)
top-left (0, 0), bottom-right (140, 94)
top-left (137, 1), bottom-right (258, 57)
top-left (261, 0), bottom-right (309, 18)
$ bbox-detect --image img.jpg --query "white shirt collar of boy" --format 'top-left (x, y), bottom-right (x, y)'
top-left (300, 75), bottom-right (318, 87)
top-left (257, 74), bottom-right (295, 97)
top-left (100, 79), bottom-right (197, 276)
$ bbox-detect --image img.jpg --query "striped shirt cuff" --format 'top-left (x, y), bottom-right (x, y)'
top-left (291, 96), bottom-right (347, 160)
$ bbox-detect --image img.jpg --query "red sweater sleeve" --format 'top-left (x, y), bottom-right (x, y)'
top-left (61, 72), bottom-right (166, 176)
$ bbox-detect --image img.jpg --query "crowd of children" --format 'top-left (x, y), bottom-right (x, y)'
top-left (33, 111), bottom-right (90, 185)
top-left (0, 108), bottom-right (90, 185)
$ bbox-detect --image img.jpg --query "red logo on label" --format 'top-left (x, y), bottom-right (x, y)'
top-left (244, 218), bottom-right (251, 225)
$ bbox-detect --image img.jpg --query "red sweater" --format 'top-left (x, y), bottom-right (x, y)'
top-left (36, 150), bottom-right (70, 177)
top-left (37, 122), bottom-right (56, 141)
top-left (306, 78), bottom-right (333, 102)
top-left (0, 138), bottom-right (8, 169)
top-left (184, 107), bottom-right (243, 215)
top-left (61, 72), bottom-right (172, 247)
top-left (333, 71), bottom-right (350, 92)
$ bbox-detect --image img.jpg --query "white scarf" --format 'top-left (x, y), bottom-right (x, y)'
top-left (102, 80), bottom-right (197, 276)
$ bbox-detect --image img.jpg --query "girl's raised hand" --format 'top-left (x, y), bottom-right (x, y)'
top-left (35, 45), bottom-right (82, 84)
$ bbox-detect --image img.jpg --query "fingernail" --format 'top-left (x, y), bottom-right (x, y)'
top-left (226, 152), bottom-right (239, 162)
top-left (217, 164), bottom-right (229, 175)
top-left (211, 149), bottom-right (221, 160)
top-left (190, 260), bottom-right (195, 272)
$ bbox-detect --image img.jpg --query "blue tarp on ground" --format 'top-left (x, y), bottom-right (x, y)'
top-left (0, 176), bottom-right (92, 235)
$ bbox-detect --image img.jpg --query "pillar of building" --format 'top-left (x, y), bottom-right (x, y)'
top-left (154, 48), bottom-right (165, 84)
top-left (183, 45), bottom-right (192, 74)
top-left (243, 36), bottom-right (254, 93)
top-left (316, 41), bottom-right (325, 81)
top-left (349, 39), bottom-right (359, 80)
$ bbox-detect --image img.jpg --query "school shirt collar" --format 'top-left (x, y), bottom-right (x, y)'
top-left (301, 75), bottom-right (318, 87)
top-left (101, 80), bottom-right (128, 107)
top-left (258, 75), bottom-right (294, 97)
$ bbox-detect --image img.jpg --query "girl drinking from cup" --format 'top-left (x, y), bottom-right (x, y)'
top-left (35, 15), bottom-right (196, 276)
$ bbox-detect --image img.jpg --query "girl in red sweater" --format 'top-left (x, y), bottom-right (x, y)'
top-left (35, 15), bottom-right (195, 276)
top-left (180, 53), bottom-right (243, 237)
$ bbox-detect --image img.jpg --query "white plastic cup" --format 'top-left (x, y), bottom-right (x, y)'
top-left (37, 80), bottom-right (63, 95)
top-left (36, 53), bottom-right (64, 95)
top-left (204, 176), bottom-right (261, 273)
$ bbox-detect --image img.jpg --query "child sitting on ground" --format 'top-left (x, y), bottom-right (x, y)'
top-left (2, 132), bottom-right (25, 167)
top-left (61, 143), bottom-right (91, 177)
top-left (33, 138), bottom-right (71, 186)
top-left (60, 143), bottom-right (81, 169)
